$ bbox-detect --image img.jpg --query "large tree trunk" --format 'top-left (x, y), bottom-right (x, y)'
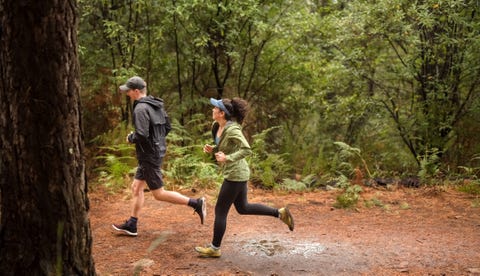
top-left (0, 1), bottom-right (95, 275)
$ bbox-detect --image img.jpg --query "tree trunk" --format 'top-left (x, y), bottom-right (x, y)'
top-left (0, 1), bottom-right (95, 275)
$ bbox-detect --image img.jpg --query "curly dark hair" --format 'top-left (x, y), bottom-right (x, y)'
top-left (222, 97), bottom-right (249, 124)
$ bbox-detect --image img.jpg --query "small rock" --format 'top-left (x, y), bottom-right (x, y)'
top-left (467, 267), bottom-right (480, 274)
top-left (133, 258), bottom-right (155, 268)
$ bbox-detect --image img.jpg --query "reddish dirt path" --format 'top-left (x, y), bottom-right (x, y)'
top-left (90, 185), bottom-right (480, 275)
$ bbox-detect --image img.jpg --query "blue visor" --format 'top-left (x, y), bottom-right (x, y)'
top-left (210, 98), bottom-right (231, 116)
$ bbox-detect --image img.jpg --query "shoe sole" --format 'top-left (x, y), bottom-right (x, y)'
top-left (112, 224), bottom-right (138, 236)
top-left (197, 197), bottom-right (207, 225)
top-left (195, 247), bottom-right (221, 258)
top-left (197, 253), bottom-right (221, 258)
top-left (284, 207), bottom-right (294, 231)
top-left (201, 197), bottom-right (207, 224)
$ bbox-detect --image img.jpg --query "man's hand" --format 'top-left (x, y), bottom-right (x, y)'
top-left (127, 132), bottom-right (134, 143)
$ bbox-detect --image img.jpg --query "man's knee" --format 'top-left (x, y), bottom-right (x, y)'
top-left (132, 180), bottom-right (145, 196)
top-left (151, 187), bottom-right (165, 200)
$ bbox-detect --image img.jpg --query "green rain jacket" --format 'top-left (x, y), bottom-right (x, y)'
top-left (212, 121), bottom-right (252, 182)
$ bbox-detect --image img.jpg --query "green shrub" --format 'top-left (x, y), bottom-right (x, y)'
top-left (333, 141), bottom-right (372, 178)
top-left (163, 148), bottom-right (221, 190)
top-left (278, 174), bottom-right (318, 191)
top-left (417, 148), bottom-right (441, 183)
top-left (163, 118), bottom-right (222, 189)
top-left (334, 184), bottom-right (363, 209)
top-left (457, 181), bottom-right (480, 195)
top-left (364, 197), bottom-right (384, 208)
top-left (95, 144), bottom-right (136, 192)
top-left (248, 126), bottom-right (293, 188)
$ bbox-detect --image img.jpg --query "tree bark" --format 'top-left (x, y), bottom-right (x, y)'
top-left (0, 1), bottom-right (95, 275)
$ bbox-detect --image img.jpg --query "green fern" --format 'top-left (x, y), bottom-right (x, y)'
top-left (417, 148), bottom-right (441, 183)
top-left (334, 184), bottom-right (363, 209)
top-left (279, 174), bottom-right (317, 191)
top-left (248, 126), bottom-right (293, 188)
top-left (95, 152), bottom-right (135, 192)
top-left (334, 141), bottom-right (372, 178)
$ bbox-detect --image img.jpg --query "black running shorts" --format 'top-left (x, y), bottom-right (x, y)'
top-left (134, 162), bottom-right (164, 190)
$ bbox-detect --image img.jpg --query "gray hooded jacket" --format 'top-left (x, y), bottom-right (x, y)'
top-left (128, 95), bottom-right (171, 165)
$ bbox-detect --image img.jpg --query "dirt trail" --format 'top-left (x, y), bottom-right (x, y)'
top-left (90, 186), bottom-right (480, 275)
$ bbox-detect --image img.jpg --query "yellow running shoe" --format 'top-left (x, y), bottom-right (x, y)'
top-left (279, 207), bottom-right (294, 231)
top-left (195, 245), bottom-right (221, 258)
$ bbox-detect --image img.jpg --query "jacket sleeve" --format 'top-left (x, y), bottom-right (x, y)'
top-left (225, 128), bottom-right (252, 162)
top-left (131, 105), bottom-right (150, 146)
top-left (164, 111), bottom-right (172, 136)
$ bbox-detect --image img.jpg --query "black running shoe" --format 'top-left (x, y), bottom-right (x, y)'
top-left (194, 197), bottom-right (207, 224)
top-left (112, 221), bottom-right (138, 236)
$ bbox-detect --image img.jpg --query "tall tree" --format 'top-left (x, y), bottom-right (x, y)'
top-left (0, 1), bottom-right (95, 275)
top-left (322, 0), bottom-right (480, 168)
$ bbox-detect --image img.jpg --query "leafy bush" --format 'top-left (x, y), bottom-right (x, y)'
top-left (163, 146), bottom-right (221, 190)
top-left (89, 117), bottom-right (222, 191)
top-left (364, 197), bottom-right (384, 208)
top-left (163, 118), bottom-right (222, 189)
top-left (334, 184), bottom-right (363, 209)
top-left (418, 148), bottom-right (441, 183)
top-left (333, 141), bottom-right (372, 178)
top-left (458, 154), bottom-right (480, 179)
top-left (248, 127), bottom-right (293, 188)
top-left (95, 144), bottom-right (136, 192)
top-left (279, 174), bottom-right (317, 191)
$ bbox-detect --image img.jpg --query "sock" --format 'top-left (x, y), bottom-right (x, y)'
top-left (188, 198), bottom-right (198, 208)
top-left (129, 216), bottom-right (138, 226)
top-left (210, 243), bottom-right (220, 250)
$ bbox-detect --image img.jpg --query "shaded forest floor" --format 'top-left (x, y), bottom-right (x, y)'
top-left (90, 184), bottom-right (480, 275)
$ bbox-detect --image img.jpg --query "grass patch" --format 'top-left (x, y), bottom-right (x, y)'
top-left (364, 197), bottom-right (384, 208)
top-left (457, 181), bottom-right (480, 195)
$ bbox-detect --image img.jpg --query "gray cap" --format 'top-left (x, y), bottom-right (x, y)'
top-left (119, 76), bottom-right (146, 91)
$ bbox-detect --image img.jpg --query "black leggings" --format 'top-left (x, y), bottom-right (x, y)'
top-left (212, 179), bottom-right (279, 247)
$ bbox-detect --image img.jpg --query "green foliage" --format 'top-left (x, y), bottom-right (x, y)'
top-left (78, 0), bottom-right (480, 185)
top-left (278, 174), bottom-right (317, 191)
top-left (248, 127), bottom-right (293, 189)
top-left (331, 174), bottom-right (351, 190)
top-left (399, 202), bottom-right (411, 210)
top-left (417, 148), bottom-right (441, 183)
top-left (163, 118), bottom-right (222, 189)
top-left (457, 181), bottom-right (480, 196)
top-left (89, 123), bottom-right (136, 192)
top-left (279, 178), bottom-right (307, 192)
top-left (472, 198), bottom-right (480, 208)
top-left (320, 0), bottom-right (480, 173)
top-left (163, 145), bottom-right (221, 190)
top-left (458, 154), bottom-right (480, 178)
top-left (364, 197), bottom-right (384, 208)
top-left (333, 141), bottom-right (372, 178)
top-left (334, 184), bottom-right (363, 209)
top-left (95, 144), bottom-right (136, 192)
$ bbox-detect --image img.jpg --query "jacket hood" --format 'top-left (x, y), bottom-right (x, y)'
top-left (136, 95), bottom-right (165, 110)
top-left (224, 121), bottom-right (240, 131)
top-left (134, 95), bottom-right (168, 125)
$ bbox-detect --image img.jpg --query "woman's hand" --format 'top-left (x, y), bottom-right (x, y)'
top-left (203, 144), bottom-right (214, 153)
top-left (214, 151), bottom-right (227, 162)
